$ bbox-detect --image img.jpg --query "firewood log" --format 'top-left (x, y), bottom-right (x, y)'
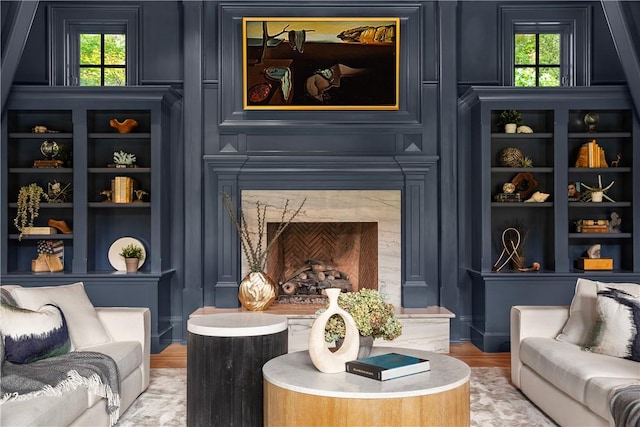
top-left (281, 282), bottom-right (297, 295)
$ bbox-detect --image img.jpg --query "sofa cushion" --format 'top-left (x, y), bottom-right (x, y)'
top-left (584, 286), bottom-right (640, 361)
top-left (9, 282), bottom-right (111, 349)
top-left (556, 279), bottom-right (640, 346)
top-left (585, 376), bottom-right (640, 422)
top-left (0, 385), bottom-right (88, 427)
top-left (520, 337), bottom-right (640, 405)
top-left (0, 302), bottom-right (71, 364)
top-left (79, 341), bottom-right (142, 408)
top-left (80, 341), bottom-right (141, 380)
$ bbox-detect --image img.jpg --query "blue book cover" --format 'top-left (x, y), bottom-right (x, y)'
top-left (345, 352), bottom-right (431, 380)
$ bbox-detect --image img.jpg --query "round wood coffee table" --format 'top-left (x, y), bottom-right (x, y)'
top-left (262, 347), bottom-right (470, 427)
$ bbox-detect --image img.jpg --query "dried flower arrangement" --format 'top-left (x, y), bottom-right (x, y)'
top-left (317, 288), bottom-right (402, 343)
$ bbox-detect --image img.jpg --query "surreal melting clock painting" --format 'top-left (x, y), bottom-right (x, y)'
top-left (243, 17), bottom-right (400, 110)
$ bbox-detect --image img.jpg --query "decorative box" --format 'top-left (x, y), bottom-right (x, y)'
top-left (575, 258), bottom-right (613, 270)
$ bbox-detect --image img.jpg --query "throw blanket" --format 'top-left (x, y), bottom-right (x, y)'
top-left (611, 384), bottom-right (640, 427)
top-left (1, 351), bottom-right (120, 426)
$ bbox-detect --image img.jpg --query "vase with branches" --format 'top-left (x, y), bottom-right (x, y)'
top-left (222, 192), bottom-right (306, 310)
top-left (14, 183), bottom-right (49, 241)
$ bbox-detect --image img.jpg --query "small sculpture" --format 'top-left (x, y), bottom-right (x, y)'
top-left (499, 147), bottom-right (524, 167)
top-left (584, 112), bottom-right (599, 132)
top-left (608, 212), bottom-right (621, 233)
top-left (113, 151), bottom-right (136, 166)
top-left (503, 183), bottom-right (516, 194)
top-left (516, 125), bottom-right (533, 134)
top-left (511, 172), bottom-right (538, 200)
top-left (109, 118), bottom-right (138, 134)
top-left (133, 190), bottom-right (148, 203)
top-left (47, 181), bottom-right (72, 203)
top-left (100, 190), bottom-right (113, 202)
top-left (586, 244), bottom-right (601, 259)
top-left (524, 191), bottom-right (550, 203)
top-left (611, 153), bottom-right (622, 167)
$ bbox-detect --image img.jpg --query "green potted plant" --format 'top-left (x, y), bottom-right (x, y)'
top-left (119, 243), bottom-right (145, 272)
top-left (317, 288), bottom-right (403, 358)
top-left (14, 183), bottom-right (49, 241)
top-left (497, 110), bottom-right (523, 133)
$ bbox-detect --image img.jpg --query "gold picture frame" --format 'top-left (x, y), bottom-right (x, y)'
top-left (243, 17), bottom-right (400, 111)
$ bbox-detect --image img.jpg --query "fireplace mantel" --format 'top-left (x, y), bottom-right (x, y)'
top-left (205, 153), bottom-right (438, 308)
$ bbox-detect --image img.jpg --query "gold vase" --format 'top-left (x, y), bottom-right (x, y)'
top-left (238, 271), bottom-right (277, 311)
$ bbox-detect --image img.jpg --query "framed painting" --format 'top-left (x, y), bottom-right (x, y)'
top-left (243, 17), bottom-right (400, 110)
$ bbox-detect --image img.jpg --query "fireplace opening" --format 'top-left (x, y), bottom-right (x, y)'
top-left (266, 222), bottom-right (378, 303)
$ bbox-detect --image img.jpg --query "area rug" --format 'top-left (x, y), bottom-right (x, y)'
top-left (116, 367), bottom-right (557, 426)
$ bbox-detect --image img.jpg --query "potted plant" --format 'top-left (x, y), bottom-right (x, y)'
top-left (119, 243), bottom-right (145, 272)
top-left (497, 110), bottom-right (523, 133)
top-left (580, 175), bottom-right (615, 203)
top-left (222, 192), bottom-right (305, 310)
top-left (14, 183), bottom-right (49, 241)
top-left (317, 288), bottom-right (403, 358)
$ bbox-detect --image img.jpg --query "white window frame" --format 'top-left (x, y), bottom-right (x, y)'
top-left (49, 5), bottom-right (139, 86)
top-left (500, 5), bottom-right (591, 86)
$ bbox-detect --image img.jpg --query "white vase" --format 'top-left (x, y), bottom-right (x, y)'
top-left (308, 288), bottom-right (359, 373)
top-left (505, 123), bottom-right (517, 133)
top-left (591, 191), bottom-right (604, 202)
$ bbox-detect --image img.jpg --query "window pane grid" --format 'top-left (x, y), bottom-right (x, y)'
top-left (79, 32), bottom-right (126, 86)
top-left (514, 32), bottom-right (560, 87)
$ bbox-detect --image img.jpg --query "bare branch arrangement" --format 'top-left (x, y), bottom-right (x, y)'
top-left (222, 193), bottom-right (306, 272)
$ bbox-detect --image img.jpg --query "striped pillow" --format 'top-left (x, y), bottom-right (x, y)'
top-left (584, 286), bottom-right (640, 362)
top-left (0, 302), bottom-right (71, 364)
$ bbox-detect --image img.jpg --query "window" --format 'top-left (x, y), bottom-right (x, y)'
top-left (500, 6), bottom-right (591, 86)
top-left (77, 32), bottom-right (127, 86)
top-left (49, 5), bottom-right (139, 86)
top-left (514, 32), bottom-right (561, 86)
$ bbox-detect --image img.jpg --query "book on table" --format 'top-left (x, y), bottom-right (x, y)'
top-left (345, 352), bottom-right (431, 381)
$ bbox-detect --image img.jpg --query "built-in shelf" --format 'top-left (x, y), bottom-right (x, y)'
top-left (2, 86), bottom-right (181, 354)
top-left (459, 86), bottom-right (639, 353)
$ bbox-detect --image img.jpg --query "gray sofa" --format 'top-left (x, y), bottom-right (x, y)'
top-left (1, 283), bottom-right (150, 426)
top-left (511, 278), bottom-right (640, 426)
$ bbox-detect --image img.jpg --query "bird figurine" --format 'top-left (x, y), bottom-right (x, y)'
top-left (109, 118), bottom-right (138, 134)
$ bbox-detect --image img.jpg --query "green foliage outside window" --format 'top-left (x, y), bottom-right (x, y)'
top-left (514, 33), bottom-right (560, 87)
top-left (79, 33), bottom-right (126, 86)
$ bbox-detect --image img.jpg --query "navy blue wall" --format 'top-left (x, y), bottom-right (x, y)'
top-left (3, 1), bottom-right (631, 344)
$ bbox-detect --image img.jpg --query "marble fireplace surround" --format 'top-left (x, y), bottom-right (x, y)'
top-left (206, 154), bottom-right (438, 309)
top-left (242, 190), bottom-right (400, 304)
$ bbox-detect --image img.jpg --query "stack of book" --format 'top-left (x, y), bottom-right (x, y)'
top-left (345, 352), bottom-right (431, 381)
top-left (582, 140), bottom-right (607, 168)
top-left (112, 176), bottom-right (135, 203)
top-left (23, 226), bottom-right (57, 235)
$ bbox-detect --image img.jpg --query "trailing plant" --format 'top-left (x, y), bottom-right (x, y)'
top-left (317, 288), bottom-right (403, 343)
top-left (119, 243), bottom-right (145, 260)
top-left (14, 183), bottom-right (49, 240)
top-left (222, 193), bottom-right (305, 272)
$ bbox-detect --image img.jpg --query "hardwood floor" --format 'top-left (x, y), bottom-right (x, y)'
top-left (151, 342), bottom-right (511, 370)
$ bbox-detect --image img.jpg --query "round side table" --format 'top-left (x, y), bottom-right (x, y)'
top-left (187, 312), bottom-right (288, 427)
